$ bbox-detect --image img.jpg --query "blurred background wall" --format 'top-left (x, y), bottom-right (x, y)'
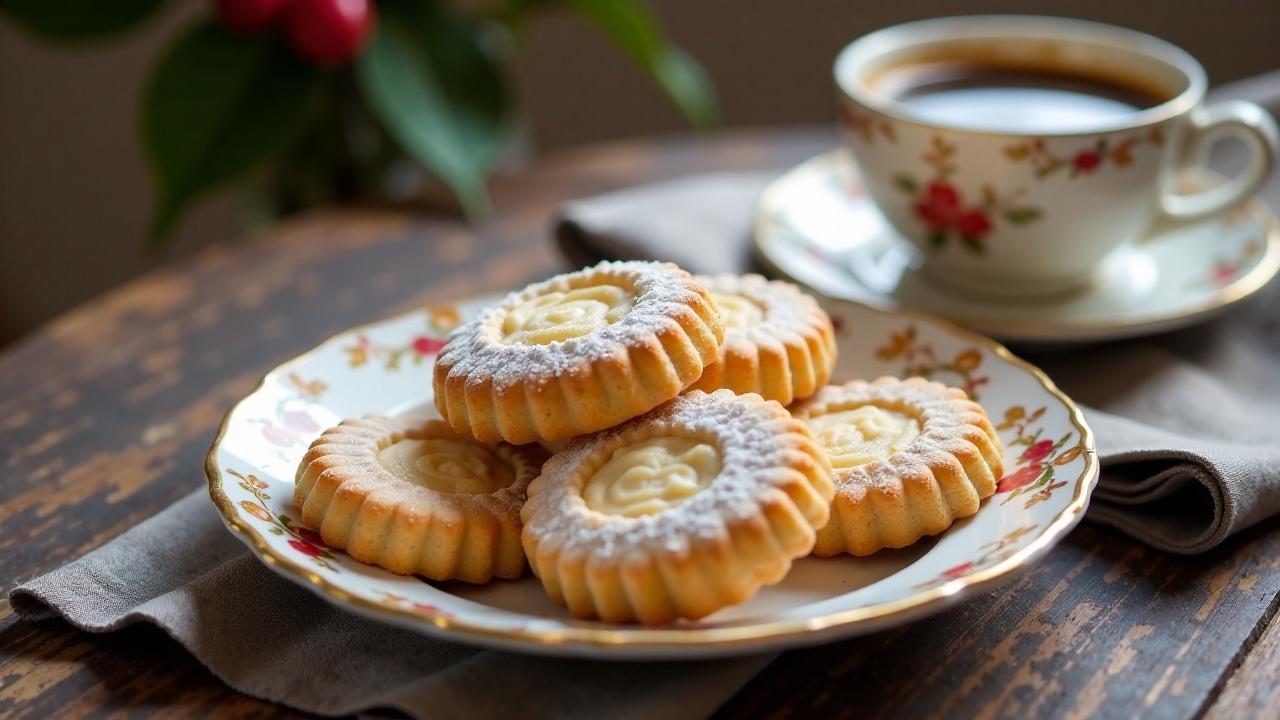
top-left (2, 0), bottom-right (1277, 344)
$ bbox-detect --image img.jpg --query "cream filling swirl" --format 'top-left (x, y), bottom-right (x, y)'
top-left (583, 436), bottom-right (721, 517)
top-left (501, 285), bottom-right (633, 344)
top-left (710, 291), bottom-right (764, 329)
top-left (378, 438), bottom-right (514, 494)
top-left (806, 404), bottom-right (921, 468)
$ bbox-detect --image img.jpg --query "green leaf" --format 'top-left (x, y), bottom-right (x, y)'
top-left (1005, 207), bottom-right (1044, 224)
top-left (0, 0), bottom-right (167, 40)
top-left (568, 0), bottom-right (718, 128)
top-left (143, 22), bottom-right (321, 248)
top-left (893, 175), bottom-right (918, 193)
top-left (356, 0), bottom-right (511, 218)
top-left (928, 231), bottom-right (947, 249)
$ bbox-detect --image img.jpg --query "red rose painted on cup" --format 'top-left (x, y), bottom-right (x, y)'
top-left (891, 136), bottom-right (1042, 255)
top-left (1073, 150), bottom-right (1102, 174)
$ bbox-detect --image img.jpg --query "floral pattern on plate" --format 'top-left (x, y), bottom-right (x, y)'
top-left (207, 294), bottom-right (1097, 659)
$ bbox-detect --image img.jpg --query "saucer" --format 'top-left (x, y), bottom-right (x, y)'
top-left (754, 151), bottom-right (1280, 344)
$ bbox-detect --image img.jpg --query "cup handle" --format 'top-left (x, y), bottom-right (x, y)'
top-left (1157, 101), bottom-right (1279, 222)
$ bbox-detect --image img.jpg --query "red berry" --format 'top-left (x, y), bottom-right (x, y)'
top-left (285, 0), bottom-right (376, 67)
top-left (213, 0), bottom-right (290, 36)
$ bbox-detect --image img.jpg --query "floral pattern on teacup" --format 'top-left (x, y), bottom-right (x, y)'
top-left (1002, 127), bottom-right (1164, 179)
top-left (839, 103), bottom-right (897, 145)
top-left (885, 128), bottom-right (1166, 255)
top-left (893, 136), bottom-right (1043, 254)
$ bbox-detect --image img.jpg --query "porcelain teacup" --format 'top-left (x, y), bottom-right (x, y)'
top-left (835, 16), bottom-right (1279, 297)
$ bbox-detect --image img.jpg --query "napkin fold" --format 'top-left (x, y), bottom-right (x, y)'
top-left (555, 163), bottom-right (1280, 556)
top-left (9, 491), bottom-right (770, 719)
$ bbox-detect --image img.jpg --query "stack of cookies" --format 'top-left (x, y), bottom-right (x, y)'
top-left (294, 261), bottom-right (1003, 624)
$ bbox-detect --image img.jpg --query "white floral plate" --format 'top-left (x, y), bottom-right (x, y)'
top-left (755, 152), bottom-right (1280, 344)
top-left (206, 294), bottom-right (1098, 659)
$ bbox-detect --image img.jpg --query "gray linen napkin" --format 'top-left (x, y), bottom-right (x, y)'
top-left (8, 491), bottom-right (770, 718)
top-left (555, 74), bottom-right (1280, 555)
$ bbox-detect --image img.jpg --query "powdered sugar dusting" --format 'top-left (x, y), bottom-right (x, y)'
top-left (438, 261), bottom-right (710, 391)
top-left (523, 390), bottom-right (812, 561)
top-left (792, 377), bottom-right (997, 492)
top-left (696, 273), bottom-right (830, 351)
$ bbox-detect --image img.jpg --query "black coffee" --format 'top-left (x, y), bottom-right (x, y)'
top-left (877, 62), bottom-right (1167, 133)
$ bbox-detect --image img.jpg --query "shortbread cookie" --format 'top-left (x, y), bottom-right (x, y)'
top-left (522, 390), bottom-right (833, 624)
top-left (294, 416), bottom-right (545, 582)
top-left (688, 274), bottom-right (837, 405)
top-left (791, 377), bottom-right (1003, 556)
top-left (434, 261), bottom-right (724, 444)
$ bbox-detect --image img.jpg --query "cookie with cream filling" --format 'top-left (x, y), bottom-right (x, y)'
top-left (521, 389), bottom-right (833, 624)
top-left (433, 261), bottom-right (724, 444)
top-left (688, 274), bottom-right (837, 405)
top-left (294, 416), bottom-right (545, 582)
top-left (792, 377), bottom-right (1003, 556)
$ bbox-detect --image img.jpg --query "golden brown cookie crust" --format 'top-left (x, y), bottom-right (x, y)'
top-left (521, 389), bottom-right (833, 624)
top-left (791, 377), bottom-right (1003, 557)
top-left (687, 274), bottom-right (836, 405)
top-left (294, 416), bottom-right (546, 582)
top-left (433, 261), bottom-right (724, 444)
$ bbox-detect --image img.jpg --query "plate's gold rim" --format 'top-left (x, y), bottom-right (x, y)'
top-left (754, 151), bottom-right (1280, 342)
top-left (206, 297), bottom-right (1098, 652)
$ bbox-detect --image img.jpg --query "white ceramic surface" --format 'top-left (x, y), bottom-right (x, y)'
top-left (755, 152), bottom-right (1280, 344)
top-left (207, 292), bottom-right (1097, 659)
top-left (834, 16), bottom-right (1279, 296)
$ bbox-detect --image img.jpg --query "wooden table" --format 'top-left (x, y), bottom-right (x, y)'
top-left (2, 128), bottom-right (1279, 719)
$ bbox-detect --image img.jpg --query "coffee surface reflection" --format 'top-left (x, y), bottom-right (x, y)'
top-left (877, 62), bottom-right (1167, 133)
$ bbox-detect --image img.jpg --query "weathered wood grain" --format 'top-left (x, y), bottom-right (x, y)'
top-left (2, 128), bottom-right (1278, 719)
top-left (715, 520), bottom-right (1280, 720)
top-left (1203, 582), bottom-right (1280, 720)
top-left (0, 129), bottom-right (832, 718)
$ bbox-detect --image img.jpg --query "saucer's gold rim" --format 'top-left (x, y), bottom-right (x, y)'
top-left (754, 151), bottom-right (1280, 343)
top-left (206, 294), bottom-right (1097, 654)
